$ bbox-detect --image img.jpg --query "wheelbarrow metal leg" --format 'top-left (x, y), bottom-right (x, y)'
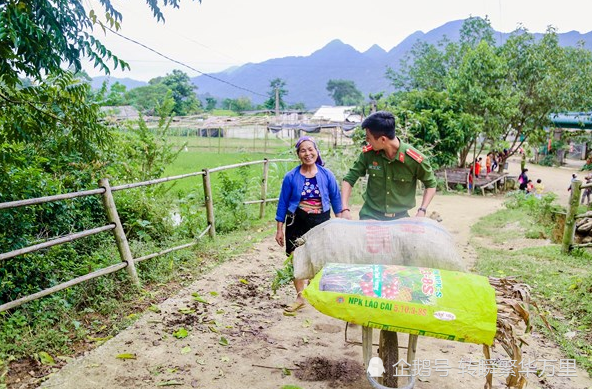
top-left (362, 326), bottom-right (373, 368)
top-left (407, 334), bottom-right (418, 365)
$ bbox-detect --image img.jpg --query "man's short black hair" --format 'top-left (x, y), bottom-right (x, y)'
top-left (362, 111), bottom-right (396, 139)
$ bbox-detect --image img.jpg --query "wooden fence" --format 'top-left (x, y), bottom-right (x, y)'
top-left (0, 158), bottom-right (295, 312)
top-left (561, 179), bottom-right (592, 253)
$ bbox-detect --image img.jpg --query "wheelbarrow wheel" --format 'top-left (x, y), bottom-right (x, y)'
top-left (379, 330), bottom-right (398, 387)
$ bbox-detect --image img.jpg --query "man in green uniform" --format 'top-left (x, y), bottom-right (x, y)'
top-left (341, 111), bottom-right (437, 220)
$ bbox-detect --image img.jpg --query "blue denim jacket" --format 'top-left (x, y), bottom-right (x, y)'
top-left (275, 165), bottom-right (342, 222)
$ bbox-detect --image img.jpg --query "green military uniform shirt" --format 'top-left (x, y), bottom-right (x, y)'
top-left (343, 138), bottom-right (437, 219)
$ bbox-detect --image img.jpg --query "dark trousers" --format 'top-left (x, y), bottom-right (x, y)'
top-left (285, 208), bottom-right (330, 254)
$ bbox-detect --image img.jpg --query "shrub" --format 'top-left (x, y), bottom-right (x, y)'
top-left (538, 154), bottom-right (557, 166)
top-left (504, 191), bottom-right (562, 227)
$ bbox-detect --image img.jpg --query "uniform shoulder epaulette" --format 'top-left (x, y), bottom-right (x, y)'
top-left (362, 145), bottom-right (374, 153)
top-left (405, 148), bottom-right (424, 163)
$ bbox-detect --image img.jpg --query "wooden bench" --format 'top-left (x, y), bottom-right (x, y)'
top-left (474, 173), bottom-right (509, 195)
top-left (436, 168), bottom-right (510, 195)
top-left (435, 168), bottom-right (470, 191)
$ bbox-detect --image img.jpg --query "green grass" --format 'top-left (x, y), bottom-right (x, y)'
top-left (163, 150), bottom-right (297, 195)
top-left (209, 109), bottom-right (238, 116)
top-left (0, 214), bottom-right (278, 375)
top-left (166, 135), bottom-right (289, 154)
top-left (470, 208), bottom-right (537, 244)
top-left (471, 201), bottom-right (592, 374)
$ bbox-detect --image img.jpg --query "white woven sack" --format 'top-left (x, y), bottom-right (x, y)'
top-left (293, 217), bottom-right (464, 280)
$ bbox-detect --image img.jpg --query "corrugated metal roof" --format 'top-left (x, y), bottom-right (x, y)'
top-left (549, 112), bottom-right (592, 129)
top-left (312, 105), bottom-right (357, 122)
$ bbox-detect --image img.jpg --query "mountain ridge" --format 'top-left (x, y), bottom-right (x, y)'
top-left (93, 18), bottom-right (592, 109)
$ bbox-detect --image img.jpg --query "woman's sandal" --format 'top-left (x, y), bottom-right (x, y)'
top-left (284, 291), bottom-right (305, 312)
top-left (284, 301), bottom-right (305, 312)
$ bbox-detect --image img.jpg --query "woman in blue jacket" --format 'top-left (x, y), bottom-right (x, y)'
top-left (275, 136), bottom-right (343, 312)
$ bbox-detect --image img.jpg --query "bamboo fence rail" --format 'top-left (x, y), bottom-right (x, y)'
top-left (0, 158), bottom-right (296, 312)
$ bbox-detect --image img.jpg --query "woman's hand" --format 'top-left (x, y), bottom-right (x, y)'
top-left (275, 229), bottom-right (284, 247)
top-left (341, 209), bottom-right (352, 220)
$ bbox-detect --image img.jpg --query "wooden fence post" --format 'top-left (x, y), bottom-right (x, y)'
top-left (562, 180), bottom-right (582, 253)
top-left (202, 169), bottom-right (216, 238)
top-left (99, 178), bottom-right (140, 287)
top-left (260, 159), bottom-right (269, 219)
top-left (264, 126), bottom-right (268, 153)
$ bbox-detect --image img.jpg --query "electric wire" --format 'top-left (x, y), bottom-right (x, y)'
top-left (105, 26), bottom-right (268, 98)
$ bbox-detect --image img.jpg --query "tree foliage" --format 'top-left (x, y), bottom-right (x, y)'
top-left (150, 70), bottom-right (201, 115)
top-left (222, 96), bottom-right (253, 112)
top-left (124, 70), bottom-right (201, 115)
top-left (126, 83), bottom-right (171, 113)
top-left (383, 90), bottom-right (477, 168)
top-left (0, 0), bottom-right (200, 87)
top-left (95, 81), bottom-right (128, 106)
top-left (205, 97), bottom-right (218, 111)
top-left (0, 0), bottom-right (197, 305)
top-left (384, 17), bottom-right (592, 167)
top-left (0, 72), bottom-right (109, 156)
top-left (264, 78), bottom-right (288, 110)
top-left (326, 79), bottom-right (364, 106)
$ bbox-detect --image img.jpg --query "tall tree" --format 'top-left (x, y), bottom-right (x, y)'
top-left (326, 79), bottom-right (364, 106)
top-left (264, 78), bottom-right (288, 111)
top-left (98, 81), bottom-right (128, 106)
top-left (388, 16), bottom-right (495, 93)
top-left (0, 0), bottom-right (201, 150)
top-left (126, 83), bottom-right (171, 113)
top-left (151, 70), bottom-right (201, 115)
top-left (205, 97), bottom-right (217, 111)
top-left (495, 28), bottom-right (564, 158)
top-left (447, 40), bottom-right (508, 165)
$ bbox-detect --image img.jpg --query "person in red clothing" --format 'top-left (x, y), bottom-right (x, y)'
top-left (486, 153), bottom-right (493, 176)
top-left (474, 158), bottom-right (481, 178)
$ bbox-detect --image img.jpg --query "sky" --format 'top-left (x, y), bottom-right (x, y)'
top-left (82, 0), bottom-right (592, 82)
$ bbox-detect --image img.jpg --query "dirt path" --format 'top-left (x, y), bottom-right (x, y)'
top-left (39, 159), bottom-right (591, 389)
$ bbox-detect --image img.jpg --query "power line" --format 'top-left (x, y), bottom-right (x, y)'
top-left (105, 26), bottom-right (268, 98)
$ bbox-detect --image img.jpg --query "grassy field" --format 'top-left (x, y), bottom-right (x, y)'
top-left (166, 134), bottom-right (290, 154)
top-left (472, 201), bottom-right (592, 374)
top-left (163, 149), bottom-right (297, 196)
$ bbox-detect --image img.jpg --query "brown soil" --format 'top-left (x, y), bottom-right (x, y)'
top-left (9, 157), bottom-right (592, 389)
top-left (295, 356), bottom-right (364, 387)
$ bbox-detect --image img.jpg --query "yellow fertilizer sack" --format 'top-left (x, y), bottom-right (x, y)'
top-left (303, 263), bottom-right (497, 345)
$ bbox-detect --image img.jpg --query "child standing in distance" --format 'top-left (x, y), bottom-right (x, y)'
top-left (534, 179), bottom-right (545, 199)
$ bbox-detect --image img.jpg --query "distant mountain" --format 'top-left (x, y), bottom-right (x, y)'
top-left (90, 76), bottom-right (147, 90)
top-left (192, 38), bottom-right (398, 109)
top-left (191, 19), bottom-right (592, 108)
top-left (92, 18), bottom-right (592, 109)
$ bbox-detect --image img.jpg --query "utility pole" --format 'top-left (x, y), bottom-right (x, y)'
top-left (275, 87), bottom-right (280, 122)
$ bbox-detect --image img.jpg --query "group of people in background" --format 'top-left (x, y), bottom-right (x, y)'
top-left (518, 168), bottom-right (544, 199)
top-left (470, 150), bottom-right (510, 179)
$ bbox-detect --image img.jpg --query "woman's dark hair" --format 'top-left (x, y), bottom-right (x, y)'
top-left (362, 111), bottom-right (396, 139)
